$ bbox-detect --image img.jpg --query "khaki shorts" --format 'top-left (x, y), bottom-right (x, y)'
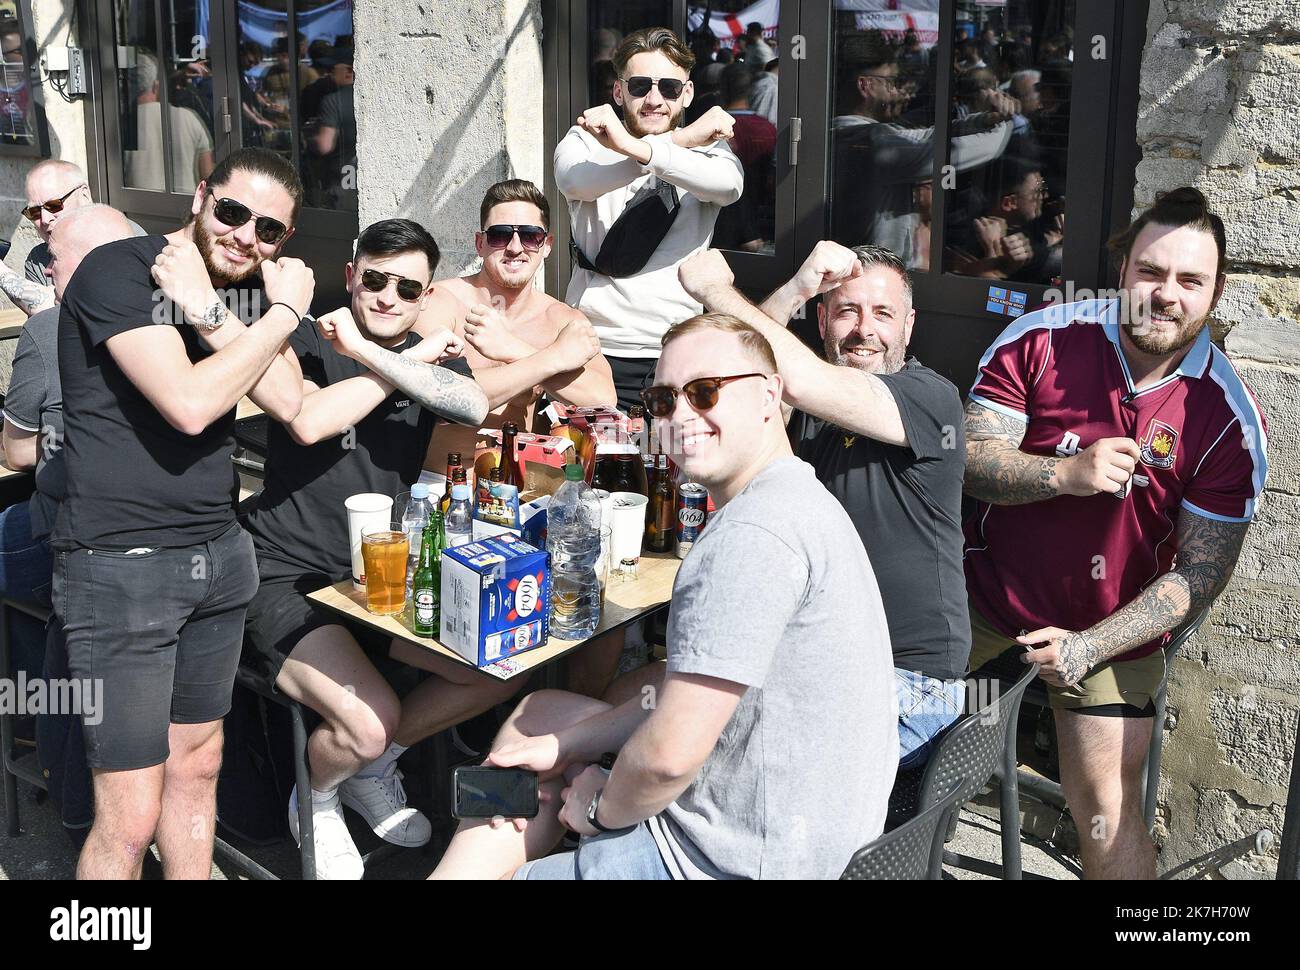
top-left (967, 601), bottom-right (1165, 713)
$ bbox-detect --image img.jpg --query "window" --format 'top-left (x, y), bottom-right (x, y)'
top-left (0, 0), bottom-right (48, 155)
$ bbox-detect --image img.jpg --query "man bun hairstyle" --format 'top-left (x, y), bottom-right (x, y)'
top-left (661, 312), bottom-right (779, 375)
top-left (1108, 186), bottom-right (1227, 277)
top-left (205, 146), bottom-right (305, 225)
top-left (480, 179), bottom-right (551, 232)
top-left (613, 27), bottom-right (695, 77)
top-left (355, 218), bottom-right (441, 278)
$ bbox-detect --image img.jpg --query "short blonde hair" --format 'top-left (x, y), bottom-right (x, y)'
top-left (660, 312), bottom-right (778, 374)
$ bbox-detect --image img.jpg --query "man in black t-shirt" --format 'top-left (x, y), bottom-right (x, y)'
top-left (680, 242), bottom-right (970, 769)
top-left (54, 148), bottom-right (316, 879)
top-left (241, 219), bottom-right (497, 878)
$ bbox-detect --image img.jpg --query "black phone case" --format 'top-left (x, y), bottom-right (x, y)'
top-left (451, 766), bottom-right (541, 820)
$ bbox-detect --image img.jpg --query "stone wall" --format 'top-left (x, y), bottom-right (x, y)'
top-left (1137, 0), bottom-right (1300, 877)
top-left (351, 0), bottom-right (545, 279)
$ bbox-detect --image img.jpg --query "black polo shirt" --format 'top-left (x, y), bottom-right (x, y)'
top-left (788, 358), bottom-right (971, 680)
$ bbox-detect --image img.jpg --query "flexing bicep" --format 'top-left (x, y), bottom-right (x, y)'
top-left (1174, 507), bottom-right (1250, 611)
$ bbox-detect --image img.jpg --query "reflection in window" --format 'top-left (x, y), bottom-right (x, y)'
top-left (689, 2), bottom-right (779, 255)
top-left (587, 0), bottom-right (670, 109)
top-left (828, 2), bottom-right (946, 271)
top-left (237, 0), bottom-right (357, 212)
top-left (116, 0), bottom-right (215, 193)
top-left (0, 12), bottom-right (35, 147)
top-left (943, 0), bottom-right (1073, 285)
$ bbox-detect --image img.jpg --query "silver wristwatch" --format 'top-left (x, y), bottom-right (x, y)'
top-left (191, 297), bottom-right (227, 333)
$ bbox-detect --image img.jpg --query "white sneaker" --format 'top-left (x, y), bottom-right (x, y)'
top-left (288, 785), bottom-right (365, 880)
top-left (340, 767), bottom-right (432, 848)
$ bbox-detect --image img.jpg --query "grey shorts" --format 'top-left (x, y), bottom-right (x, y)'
top-left (514, 821), bottom-right (673, 880)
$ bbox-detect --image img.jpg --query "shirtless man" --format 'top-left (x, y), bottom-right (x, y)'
top-left (420, 178), bottom-right (616, 474)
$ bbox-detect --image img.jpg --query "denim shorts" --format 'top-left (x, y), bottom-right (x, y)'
top-left (514, 821), bottom-right (673, 880)
top-left (53, 524), bottom-right (259, 771)
top-left (895, 667), bottom-right (966, 770)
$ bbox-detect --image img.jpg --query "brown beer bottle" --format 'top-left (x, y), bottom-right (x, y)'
top-left (441, 453), bottom-right (463, 514)
top-left (500, 423), bottom-right (525, 489)
top-left (442, 465), bottom-right (467, 516)
top-left (646, 454), bottom-right (675, 553)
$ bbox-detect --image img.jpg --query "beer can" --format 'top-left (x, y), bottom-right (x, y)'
top-left (675, 483), bottom-right (708, 558)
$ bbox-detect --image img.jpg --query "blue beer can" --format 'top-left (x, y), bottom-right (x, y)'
top-left (675, 483), bottom-right (708, 558)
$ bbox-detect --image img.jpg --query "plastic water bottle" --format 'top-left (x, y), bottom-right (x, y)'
top-left (445, 483), bottom-right (473, 548)
top-left (547, 464), bottom-right (603, 639)
top-left (402, 482), bottom-right (434, 598)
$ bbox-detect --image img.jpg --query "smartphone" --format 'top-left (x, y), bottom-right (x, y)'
top-left (451, 766), bottom-right (540, 820)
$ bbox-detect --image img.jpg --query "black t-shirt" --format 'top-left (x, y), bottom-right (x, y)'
top-left (53, 236), bottom-right (247, 551)
top-left (788, 358), bottom-right (971, 680)
top-left (243, 320), bottom-right (472, 580)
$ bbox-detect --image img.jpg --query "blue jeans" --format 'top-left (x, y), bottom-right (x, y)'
top-left (895, 667), bottom-right (965, 770)
top-left (0, 498), bottom-right (53, 677)
top-left (514, 822), bottom-right (673, 880)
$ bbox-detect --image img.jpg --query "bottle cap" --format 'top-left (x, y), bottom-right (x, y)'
top-left (411, 483), bottom-right (429, 499)
top-left (452, 484), bottom-right (470, 500)
top-left (564, 464), bottom-right (584, 481)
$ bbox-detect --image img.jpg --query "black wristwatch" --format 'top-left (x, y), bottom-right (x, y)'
top-left (586, 752), bottom-right (631, 834)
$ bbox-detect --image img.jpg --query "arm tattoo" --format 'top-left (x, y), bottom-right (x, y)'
top-left (1, 266), bottom-right (55, 314)
top-left (962, 399), bottom-right (1062, 505)
top-left (1061, 509), bottom-right (1249, 678)
top-left (359, 344), bottom-right (489, 427)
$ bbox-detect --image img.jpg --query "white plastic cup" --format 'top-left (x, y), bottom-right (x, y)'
top-left (609, 492), bottom-right (649, 574)
top-left (593, 488), bottom-right (614, 531)
top-left (345, 493), bottom-right (394, 590)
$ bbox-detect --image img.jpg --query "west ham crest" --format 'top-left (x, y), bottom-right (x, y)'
top-left (1140, 419), bottom-right (1179, 470)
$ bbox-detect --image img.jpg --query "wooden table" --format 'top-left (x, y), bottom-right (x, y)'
top-left (309, 551), bottom-right (680, 681)
top-left (236, 396), bottom-right (263, 420)
top-left (0, 308), bottom-right (26, 340)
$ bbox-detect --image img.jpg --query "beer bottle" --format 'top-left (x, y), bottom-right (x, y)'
top-left (441, 453), bottom-right (462, 513)
top-left (647, 453), bottom-right (676, 553)
top-left (412, 514), bottom-right (442, 637)
top-left (442, 465), bottom-right (467, 516)
top-left (500, 423), bottom-right (525, 488)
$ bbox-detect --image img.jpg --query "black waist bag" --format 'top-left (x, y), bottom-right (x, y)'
top-left (571, 179), bottom-right (681, 278)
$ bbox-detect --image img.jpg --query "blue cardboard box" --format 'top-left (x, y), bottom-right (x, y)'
top-left (439, 534), bottom-right (550, 667)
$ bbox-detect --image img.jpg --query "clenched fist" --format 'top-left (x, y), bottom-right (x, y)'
top-left (464, 302), bottom-right (534, 363)
top-left (673, 106), bottom-right (735, 149)
top-left (262, 257), bottom-right (315, 320)
top-left (1058, 437), bottom-right (1141, 498)
top-left (791, 240), bottom-right (864, 298)
top-left (151, 239), bottom-right (217, 323)
top-left (577, 103), bottom-right (640, 158)
top-left (549, 316), bottom-right (602, 373)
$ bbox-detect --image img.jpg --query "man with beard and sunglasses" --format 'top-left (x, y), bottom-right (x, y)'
top-left (53, 147), bottom-right (313, 879)
top-left (961, 188), bottom-right (1267, 879)
top-left (677, 242), bottom-right (970, 771)
top-left (430, 314), bottom-right (896, 880)
top-left (241, 218), bottom-right (492, 878)
top-left (555, 26), bottom-right (744, 411)
top-left (420, 179), bottom-right (615, 474)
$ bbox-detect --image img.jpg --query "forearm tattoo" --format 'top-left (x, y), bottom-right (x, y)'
top-left (360, 345), bottom-right (489, 427)
top-left (1, 266), bottom-right (55, 314)
top-left (962, 400), bottom-right (1061, 505)
top-left (1060, 510), bottom-right (1249, 681)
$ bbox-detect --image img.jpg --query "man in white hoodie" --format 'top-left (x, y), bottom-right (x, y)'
top-left (555, 26), bottom-right (744, 412)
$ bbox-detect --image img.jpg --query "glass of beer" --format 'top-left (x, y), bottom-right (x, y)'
top-left (361, 526), bottom-right (409, 616)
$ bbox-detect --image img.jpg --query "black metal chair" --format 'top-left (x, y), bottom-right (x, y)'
top-left (886, 661), bottom-right (1040, 879)
top-left (1, 597), bottom-right (52, 837)
top-left (843, 780), bottom-right (965, 880)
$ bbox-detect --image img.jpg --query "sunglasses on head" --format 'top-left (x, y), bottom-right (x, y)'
top-left (622, 76), bottom-right (686, 100)
top-left (212, 196), bottom-right (290, 245)
top-left (483, 224), bottom-right (548, 251)
top-left (639, 373), bottom-right (766, 418)
top-left (22, 184), bottom-right (85, 222)
top-left (359, 268), bottom-right (427, 302)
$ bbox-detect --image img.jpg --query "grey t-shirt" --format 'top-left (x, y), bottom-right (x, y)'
top-left (646, 456), bottom-right (899, 879)
top-left (24, 243), bottom-right (49, 283)
top-left (2, 305), bottom-right (64, 537)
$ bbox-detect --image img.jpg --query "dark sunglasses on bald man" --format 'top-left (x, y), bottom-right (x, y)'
top-left (359, 268), bottom-right (427, 302)
top-left (483, 224), bottom-right (548, 251)
top-left (212, 196), bottom-right (290, 245)
top-left (639, 373), bottom-right (766, 418)
top-left (22, 184), bottom-right (85, 222)
top-left (622, 76), bottom-right (685, 100)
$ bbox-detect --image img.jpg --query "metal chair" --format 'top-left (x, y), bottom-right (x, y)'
top-left (842, 780), bottom-right (964, 880)
top-left (886, 661), bottom-right (1040, 879)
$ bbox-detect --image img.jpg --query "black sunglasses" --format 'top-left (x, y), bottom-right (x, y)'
top-left (212, 196), bottom-right (290, 244)
top-left (640, 373), bottom-right (766, 418)
top-left (622, 76), bottom-right (686, 100)
top-left (22, 184), bottom-right (84, 222)
top-left (483, 224), bottom-right (548, 251)
top-left (359, 268), bottom-right (427, 302)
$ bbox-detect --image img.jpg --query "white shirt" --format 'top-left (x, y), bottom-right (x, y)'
top-left (124, 101), bottom-right (213, 193)
top-left (554, 125), bottom-right (743, 358)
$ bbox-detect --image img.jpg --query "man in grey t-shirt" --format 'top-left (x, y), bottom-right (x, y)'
top-left (430, 312), bottom-right (898, 881)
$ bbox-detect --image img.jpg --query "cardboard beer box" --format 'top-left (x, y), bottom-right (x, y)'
top-left (439, 534), bottom-right (550, 667)
top-left (471, 494), bottom-right (549, 544)
top-left (475, 428), bottom-right (575, 498)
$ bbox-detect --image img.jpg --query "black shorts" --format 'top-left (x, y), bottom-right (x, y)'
top-left (606, 355), bottom-right (659, 415)
top-left (52, 524), bottom-right (259, 771)
top-left (242, 561), bottom-right (394, 685)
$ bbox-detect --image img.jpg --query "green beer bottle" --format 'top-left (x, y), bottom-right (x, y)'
top-left (412, 511), bottom-right (444, 637)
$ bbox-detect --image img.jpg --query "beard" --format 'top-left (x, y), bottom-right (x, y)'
top-left (481, 252), bottom-right (536, 292)
top-left (1124, 302), bottom-right (1207, 356)
top-left (193, 216), bottom-right (263, 285)
top-left (826, 335), bottom-right (905, 375)
top-left (623, 99), bottom-right (685, 138)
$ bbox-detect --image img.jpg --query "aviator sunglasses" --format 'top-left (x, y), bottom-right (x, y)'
top-left (640, 374), bottom-right (766, 417)
top-left (359, 268), bottom-right (427, 302)
top-left (622, 76), bottom-right (686, 100)
top-left (22, 184), bottom-right (85, 222)
top-left (211, 196), bottom-right (290, 245)
top-left (483, 224), bottom-right (548, 251)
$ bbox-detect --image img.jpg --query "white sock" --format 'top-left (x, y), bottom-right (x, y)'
top-left (310, 786), bottom-right (339, 809)
top-left (354, 741), bottom-right (407, 780)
